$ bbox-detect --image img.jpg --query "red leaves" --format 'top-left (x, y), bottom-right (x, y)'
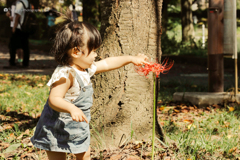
top-left (134, 58), bottom-right (174, 78)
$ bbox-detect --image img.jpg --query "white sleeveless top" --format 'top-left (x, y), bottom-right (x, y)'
top-left (47, 62), bottom-right (97, 103)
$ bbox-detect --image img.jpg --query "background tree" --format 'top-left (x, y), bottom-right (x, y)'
top-left (91, 0), bottom-right (164, 146)
top-left (162, 0), bottom-right (180, 32)
top-left (181, 0), bottom-right (194, 42)
top-left (82, 0), bottom-right (100, 27)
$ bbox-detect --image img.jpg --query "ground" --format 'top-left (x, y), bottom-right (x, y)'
top-left (0, 41), bottom-right (239, 159)
top-left (0, 41), bottom-right (237, 86)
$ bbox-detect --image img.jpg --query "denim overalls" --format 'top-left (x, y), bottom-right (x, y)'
top-left (31, 68), bottom-right (93, 154)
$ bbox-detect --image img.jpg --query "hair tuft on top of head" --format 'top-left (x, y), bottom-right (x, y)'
top-left (50, 9), bottom-right (102, 66)
top-left (54, 9), bottom-right (74, 29)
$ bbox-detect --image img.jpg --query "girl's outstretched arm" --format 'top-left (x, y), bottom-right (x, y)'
top-left (95, 54), bottom-right (148, 74)
top-left (48, 75), bottom-right (88, 123)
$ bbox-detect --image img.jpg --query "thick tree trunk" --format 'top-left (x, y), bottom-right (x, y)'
top-left (91, 0), bottom-right (164, 147)
top-left (181, 0), bottom-right (194, 42)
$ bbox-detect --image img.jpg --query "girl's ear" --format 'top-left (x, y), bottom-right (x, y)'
top-left (71, 47), bottom-right (80, 58)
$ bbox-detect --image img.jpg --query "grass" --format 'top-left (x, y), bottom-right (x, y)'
top-left (0, 73), bottom-right (49, 159)
top-left (0, 73), bottom-right (49, 116)
top-left (160, 106), bottom-right (240, 159)
top-left (1, 72), bottom-right (240, 159)
top-left (159, 80), bottom-right (240, 159)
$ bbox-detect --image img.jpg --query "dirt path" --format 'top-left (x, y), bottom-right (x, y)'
top-left (0, 42), bottom-right (57, 75)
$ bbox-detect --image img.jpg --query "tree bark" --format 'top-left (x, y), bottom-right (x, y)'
top-left (91, 0), bottom-right (164, 147)
top-left (181, 0), bottom-right (194, 42)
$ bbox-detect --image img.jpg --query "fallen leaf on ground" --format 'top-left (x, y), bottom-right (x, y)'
top-left (0, 142), bottom-right (10, 149)
top-left (206, 107), bottom-right (211, 111)
top-left (183, 119), bottom-right (194, 124)
top-left (160, 121), bottom-right (165, 126)
top-left (174, 109), bottom-right (180, 113)
top-left (110, 154), bottom-right (122, 160)
top-left (126, 156), bottom-right (140, 160)
top-left (229, 107), bottom-right (234, 112)
top-left (9, 133), bottom-right (15, 138)
top-left (182, 109), bottom-right (189, 113)
top-left (159, 107), bottom-right (165, 111)
top-left (229, 147), bottom-right (237, 153)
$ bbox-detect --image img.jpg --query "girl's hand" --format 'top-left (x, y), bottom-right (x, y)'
top-left (132, 54), bottom-right (149, 66)
top-left (70, 107), bottom-right (89, 123)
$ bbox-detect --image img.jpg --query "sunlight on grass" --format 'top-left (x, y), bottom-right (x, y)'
top-left (0, 73), bottom-right (50, 158)
top-left (161, 107), bottom-right (240, 159)
top-left (159, 79), bottom-right (240, 159)
top-left (0, 73), bottom-right (49, 116)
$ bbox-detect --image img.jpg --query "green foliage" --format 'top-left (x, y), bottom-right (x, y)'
top-left (167, 3), bottom-right (181, 13)
top-left (237, 0), bottom-right (240, 10)
top-left (168, 0), bottom-right (181, 6)
top-left (0, 1), bottom-right (5, 7)
top-left (161, 17), bottom-right (207, 57)
top-left (63, 0), bottom-right (75, 7)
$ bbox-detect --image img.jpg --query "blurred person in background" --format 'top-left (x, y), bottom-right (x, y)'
top-left (5, 0), bottom-right (24, 67)
top-left (44, 7), bottom-right (59, 40)
top-left (4, 0), bottom-right (30, 68)
top-left (72, 5), bottom-right (78, 21)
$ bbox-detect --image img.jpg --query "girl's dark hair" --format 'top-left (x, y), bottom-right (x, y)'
top-left (50, 10), bottom-right (102, 65)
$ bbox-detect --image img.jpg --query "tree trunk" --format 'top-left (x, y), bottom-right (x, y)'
top-left (181, 0), bottom-right (194, 42)
top-left (82, 0), bottom-right (100, 27)
top-left (91, 0), bottom-right (164, 147)
top-left (162, 0), bottom-right (169, 32)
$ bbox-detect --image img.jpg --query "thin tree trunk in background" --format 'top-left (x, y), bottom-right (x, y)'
top-left (91, 0), bottom-right (164, 146)
top-left (181, 0), bottom-right (194, 42)
top-left (82, 0), bottom-right (100, 27)
top-left (162, 0), bottom-right (169, 32)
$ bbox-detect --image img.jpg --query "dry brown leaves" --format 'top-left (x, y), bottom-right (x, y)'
top-left (91, 141), bottom-right (178, 160)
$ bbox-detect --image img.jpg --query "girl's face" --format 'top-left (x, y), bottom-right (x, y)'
top-left (72, 46), bottom-right (97, 71)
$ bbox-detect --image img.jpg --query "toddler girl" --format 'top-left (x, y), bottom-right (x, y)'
top-left (31, 13), bottom-right (148, 160)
